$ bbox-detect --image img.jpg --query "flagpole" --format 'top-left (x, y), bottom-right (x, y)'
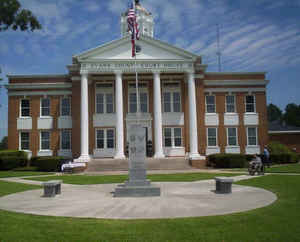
top-left (133, 0), bottom-right (140, 124)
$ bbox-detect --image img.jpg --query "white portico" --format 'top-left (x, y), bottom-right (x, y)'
top-left (71, 34), bottom-right (205, 162)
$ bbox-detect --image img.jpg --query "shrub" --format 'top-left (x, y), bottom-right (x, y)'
top-left (0, 150), bottom-right (28, 170)
top-left (13, 166), bottom-right (39, 172)
top-left (208, 154), bottom-right (248, 168)
top-left (268, 142), bottom-right (291, 154)
top-left (31, 156), bottom-right (64, 172)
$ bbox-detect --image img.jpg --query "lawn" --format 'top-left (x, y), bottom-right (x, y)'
top-left (0, 171), bottom-right (54, 178)
top-left (226, 163), bottom-right (300, 174)
top-left (0, 175), bottom-right (300, 241)
top-left (25, 172), bottom-right (241, 185)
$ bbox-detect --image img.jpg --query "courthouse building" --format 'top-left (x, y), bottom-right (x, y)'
top-left (6, 3), bottom-right (269, 163)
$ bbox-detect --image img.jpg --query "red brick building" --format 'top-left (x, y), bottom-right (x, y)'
top-left (6, 2), bottom-right (269, 164)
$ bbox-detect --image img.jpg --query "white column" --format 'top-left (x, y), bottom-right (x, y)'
top-left (114, 71), bottom-right (125, 159)
top-left (187, 71), bottom-right (204, 160)
top-left (153, 71), bottom-right (165, 158)
top-left (75, 71), bottom-right (90, 163)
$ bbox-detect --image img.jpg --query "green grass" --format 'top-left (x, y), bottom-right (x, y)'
top-left (25, 172), bottom-right (241, 185)
top-left (0, 175), bottom-right (300, 241)
top-left (226, 163), bottom-right (300, 174)
top-left (0, 171), bottom-right (54, 178)
top-left (0, 181), bottom-right (40, 197)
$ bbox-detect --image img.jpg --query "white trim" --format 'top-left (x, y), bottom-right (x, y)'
top-left (6, 83), bottom-right (71, 90)
top-left (207, 127), bottom-right (218, 147)
top-left (268, 130), bottom-right (300, 134)
top-left (225, 94), bottom-right (236, 113)
top-left (7, 74), bottom-right (69, 79)
top-left (8, 91), bottom-right (72, 97)
top-left (245, 94), bottom-right (256, 113)
top-left (91, 74), bottom-right (184, 81)
top-left (40, 97), bottom-right (51, 117)
top-left (204, 88), bottom-right (265, 93)
top-left (246, 126), bottom-right (258, 146)
top-left (95, 128), bottom-right (115, 150)
top-left (205, 94), bottom-right (216, 113)
top-left (39, 130), bottom-right (51, 151)
top-left (206, 72), bottom-right (266, 75)
top-left (163, 127), bottom-right (183, 148)
top-left (128, 82), bottom-right (149, 113)
top-left (19, 98), bottom-right (30, 118)
top-left (60, 130), bottom-right (72, 151)
top-left (60, 96), bottom-right (71, 116)
top-left (95, 82), bottom-right (115, 114)
top-left (19, 131), bottom-right (30, 151)
top-left (204, 79), bottom-right (269, 86)
top-left (226, 127), bottom-right (238, 146)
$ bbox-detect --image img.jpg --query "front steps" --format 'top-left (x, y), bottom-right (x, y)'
top-left (85, 157), bottom-right (193, 172)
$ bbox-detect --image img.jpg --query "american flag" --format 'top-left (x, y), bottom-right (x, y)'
top-left (127, 2), bottom-right (139, 57)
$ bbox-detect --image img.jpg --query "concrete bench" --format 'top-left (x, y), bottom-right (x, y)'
top-left (43, 180), bottom-right (62, 197)
top-left (215, 177), bottom-right (234, 194)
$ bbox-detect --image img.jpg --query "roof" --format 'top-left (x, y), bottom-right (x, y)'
top-left (268, 120), bottom-right (300, 134)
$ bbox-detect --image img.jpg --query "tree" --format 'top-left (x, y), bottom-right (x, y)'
top-left (267, 103), bottom-right (282, 122)
top-left (0, 0), bottom-right (41, 32)
top-left (283, 103), bottom-right (300, 127)
top-left (0, 136), bottom-right (8, 150)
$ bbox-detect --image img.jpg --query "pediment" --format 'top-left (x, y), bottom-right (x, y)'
top-left (75, 36), bottom-right (198, 62)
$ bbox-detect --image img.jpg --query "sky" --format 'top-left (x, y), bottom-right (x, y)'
top-left (0, 0), bottom-right (300, 139)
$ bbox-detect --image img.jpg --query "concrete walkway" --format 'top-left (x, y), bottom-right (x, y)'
top-left (0, 175), bottom-right (277, 219)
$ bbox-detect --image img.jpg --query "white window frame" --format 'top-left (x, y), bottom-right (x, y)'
top-left (225, 95), bottom-right (236, 113)
top-left (246, 127), bottom-right (258, 146)
top-left (162, 84), bottom-right (181, 113)
top-left (40, 97), bottom-right (51, 117)
top-left (60, 97), bottom-right (71, 116)
top-left (60, 130), bottom-right (71, 151)
top-left (95, 128), bottom-right (115, 149)
top-left (95, 82), bottom-right (114, 114)
top-left (205, 95), bottom-right (216, 113)
top-left (245, 95), bottom-right (256, 113)
top-left (20, 99), bottom-right (30, 118)
top-left (19, 131), bottom-right (30, 151)
top-left (163, 127), bottom-right (183, 148)
top-left (226, 127), bottom-right (238, 146)
top-left (128, 82), bottom-right (149, 113)
top-left (40, 131), bottom-right (51, 151)
top-left (207, 127), bottom-right (218, 147)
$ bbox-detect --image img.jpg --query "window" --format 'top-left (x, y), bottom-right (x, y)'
top-left (129, 92), bottom-right (148, 113)
top-left (245, 95), bottom-right (255, 113)
top-left (40, 131), bottom-right (50, 150)
top-left (61, 98), bottom-right (71, 116)
top-left (227, 127), bottom-right (238, 146)
top-left (96, 129), bottom-right (115, 149)
top-left (163, 127), bottom-right (182, 147)
top-left (206, 95), bottom-right (216, 113)
top-left (20, 99), bottom-right (30, 117)
top-left (96, 93), bottom-right (114, 114)
top-left (226, 95), bottom-right (236, 113)
top-left (247, 127), bottom-right (257, 146)
top-left (207, 127), bottom-right (217, 147)
top-left (163, 91), bottom-right (181, 112)
top-left (41, 98), bottom-right (50, 116)
top-left (61, 130), bottom-right (71, 150)
top-left (20, 132), bottom-right (30, 150)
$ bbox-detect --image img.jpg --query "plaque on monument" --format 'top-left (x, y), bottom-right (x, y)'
top-left (114, 124), bottom-right (160, 197)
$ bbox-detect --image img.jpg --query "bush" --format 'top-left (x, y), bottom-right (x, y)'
top-left (13, 166), bottom-right (39, 172)
top-left (267, 142), bottom-right (298, 164)
top-left (31, 156), bottom-right (64, 172)
top-left (208, 154), bottom-right (248, 168)
top-left (270, 153), bottom-right (298, 164)
top-left (0, 150), bottom-right (28, 170)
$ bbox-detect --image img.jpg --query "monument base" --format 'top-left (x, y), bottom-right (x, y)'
top-left (114, 184), bottom-right (161, 197)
